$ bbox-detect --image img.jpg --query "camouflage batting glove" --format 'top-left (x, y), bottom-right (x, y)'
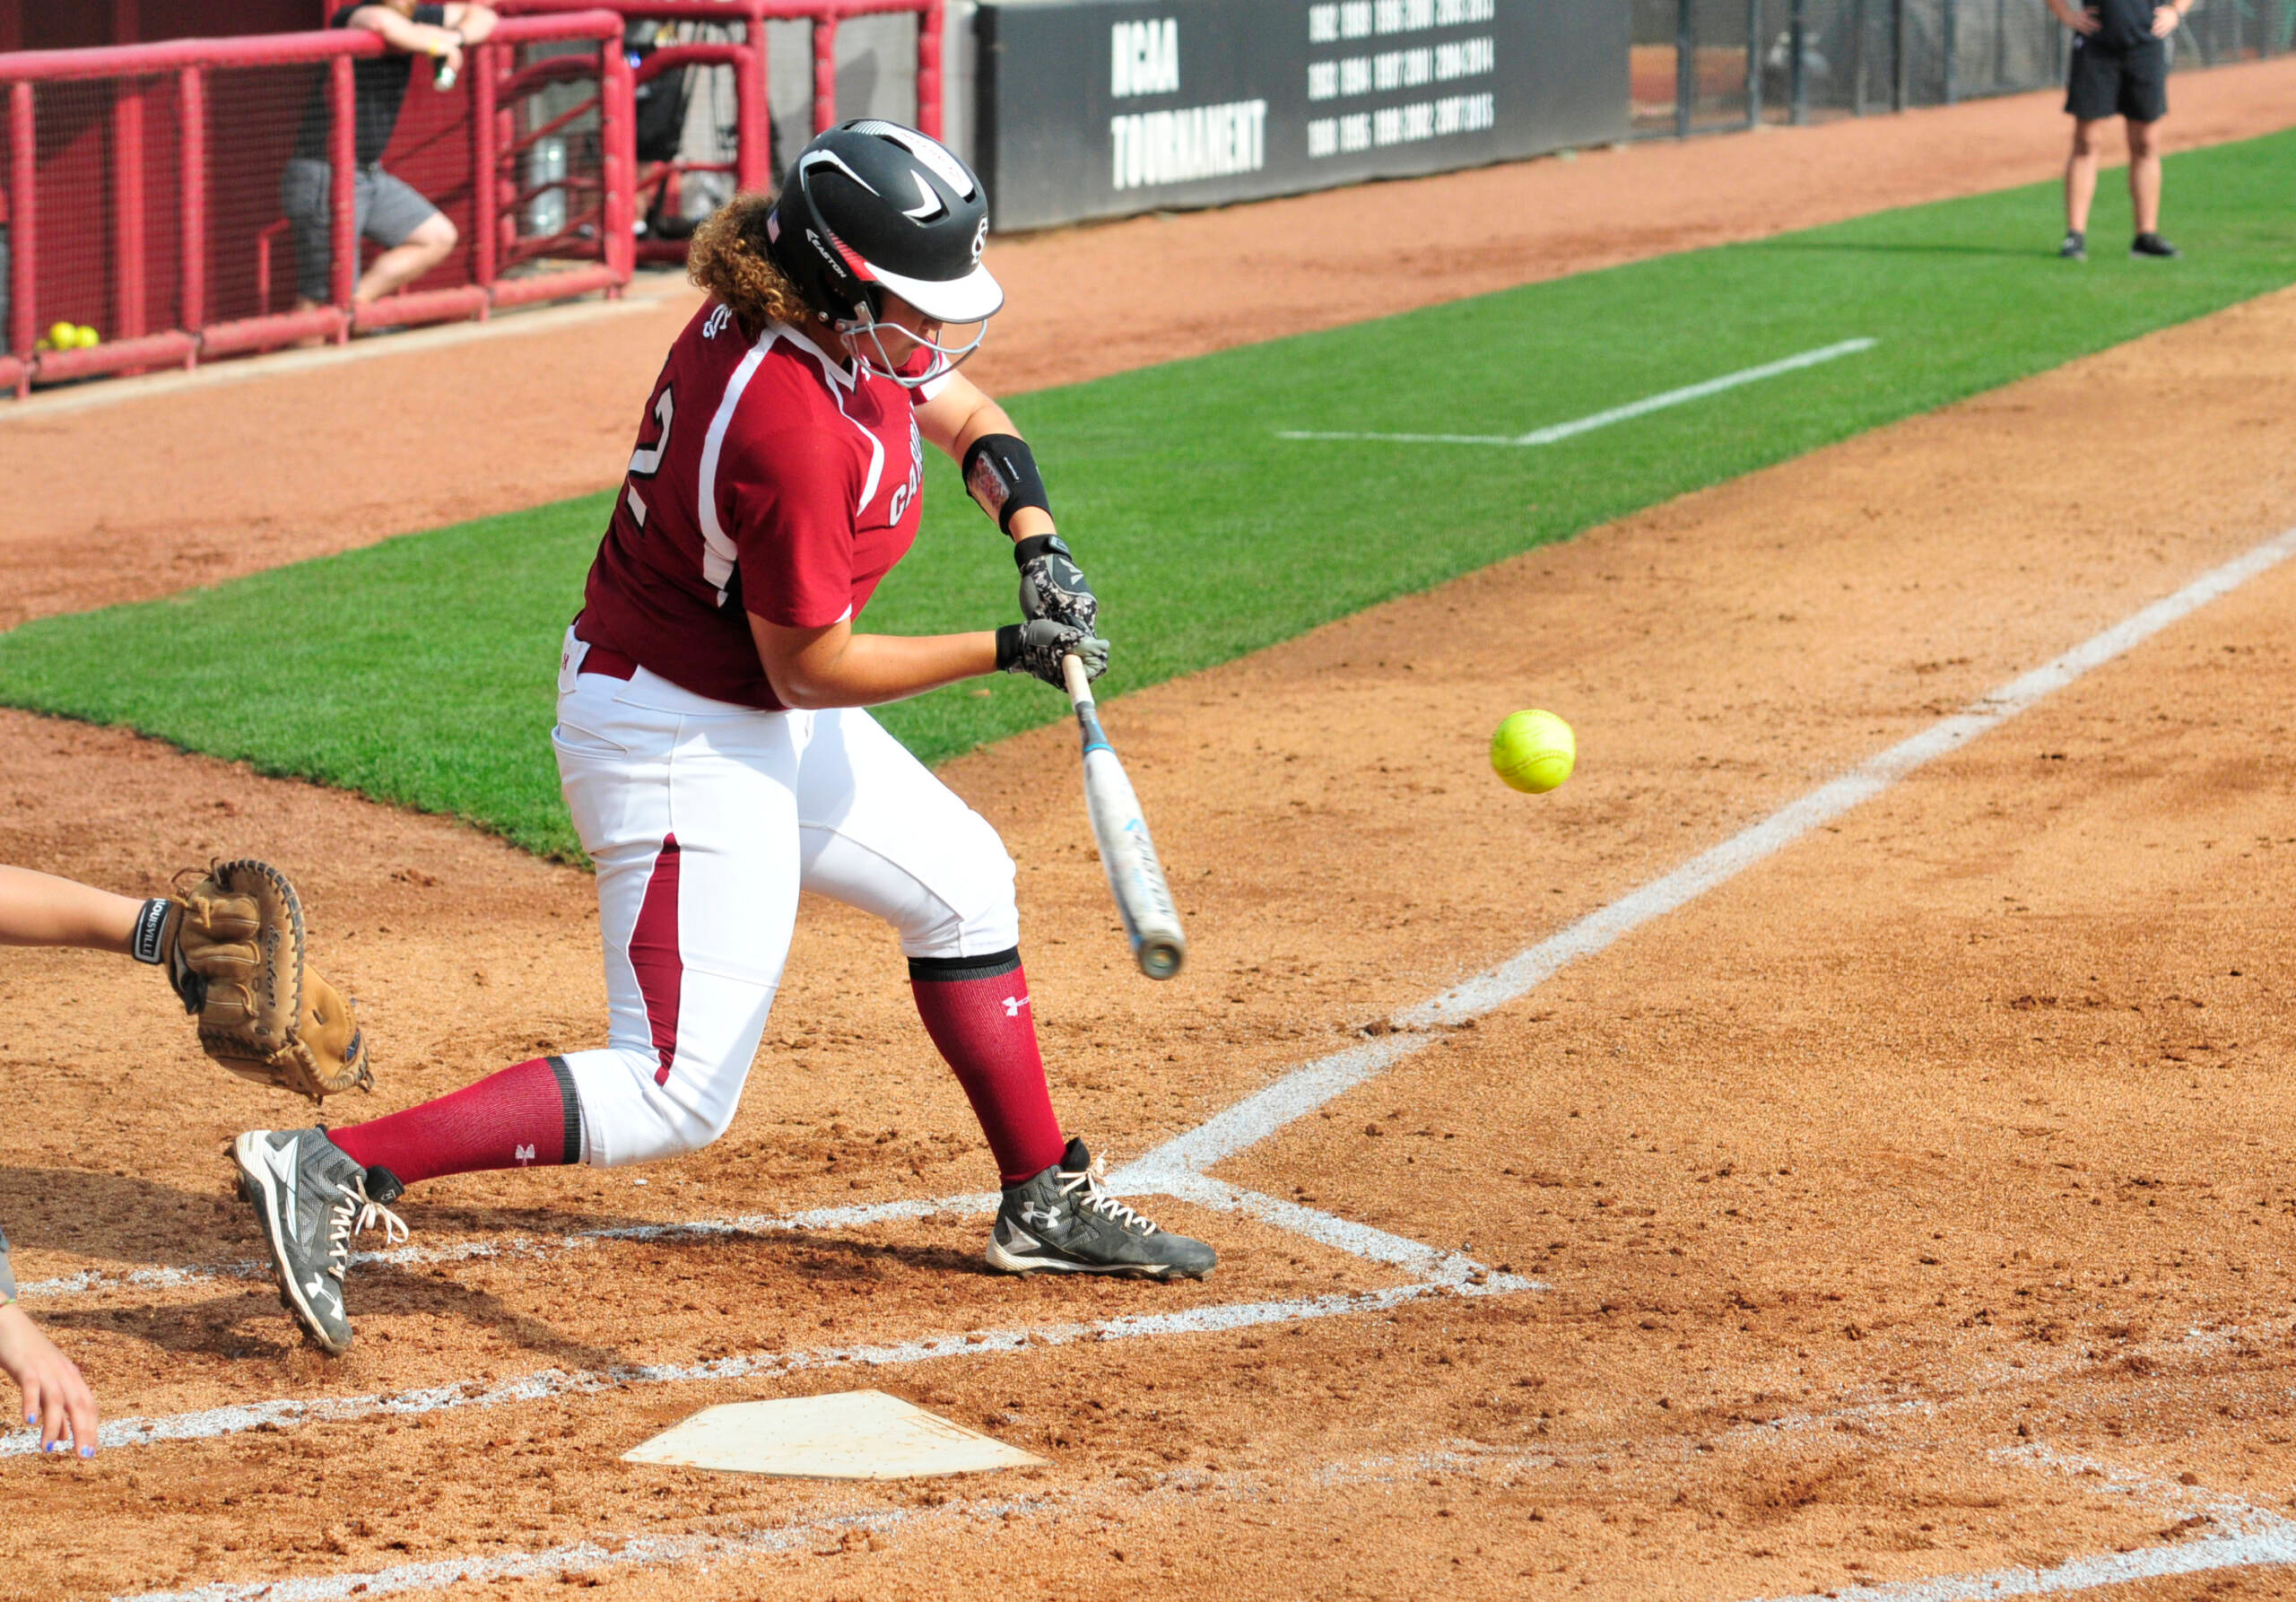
top-left (1015, 535), bottom-right (1098, 634)
top-left (996, 619), bottom-right (1109, 687)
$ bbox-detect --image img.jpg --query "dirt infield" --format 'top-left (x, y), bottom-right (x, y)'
top-left (4, 209), bottom-right (2296, 1598)
top-left (3, 56), bottom-right (2294, 631)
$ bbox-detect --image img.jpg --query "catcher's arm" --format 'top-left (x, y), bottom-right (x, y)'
top-left (0, 866), bottom-right (143, 952)
top-left (0, 860), bottom-right (372, 1104)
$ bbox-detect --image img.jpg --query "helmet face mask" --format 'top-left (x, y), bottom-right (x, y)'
top-left (841, 308), bottom-right (988, 390)
top-left (762, 121), bottom-right (1002, 386)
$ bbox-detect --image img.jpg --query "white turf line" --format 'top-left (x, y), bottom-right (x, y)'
top-left (15, 1193), bottom-right (1009, 1300)
top-left (109, 1374), bottom-right (2296, 1601)
top-left (1126, 516), bottom-right (2296, 1183)
top-left (1741, 1447), bottom-right (2296, 1602)
top-left (4, 1180), bottom-right (1534, 1458)
top-left (1744, 1531), bottom-right (2296, 1602)
top-left (6, 1281), bottom-right (1521, 1461)
top-left (1274, 337), bottom-right (1878, 446)
top-left (14, 1179), bottom-right (1507, 1301)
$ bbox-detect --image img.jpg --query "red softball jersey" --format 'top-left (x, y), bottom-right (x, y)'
top-left (577, 301), bottom-right (939, 710)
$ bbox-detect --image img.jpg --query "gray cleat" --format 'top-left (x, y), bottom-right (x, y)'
top-left (2059, 231), bottom-right (2087, 261)
top-left (231, 1127), bottom-right (407, 1355)
top-left (987, 1137), bottom-right (1216, 1280)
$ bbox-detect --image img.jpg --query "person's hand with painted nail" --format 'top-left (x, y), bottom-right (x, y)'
top-left (0, 1300), bottom-right (98, 1458)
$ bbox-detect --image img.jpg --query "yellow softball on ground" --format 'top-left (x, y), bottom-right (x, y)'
top-left (1491, 709), bottom-right (1576, 795)
top-left (48, 320), bottom-right (76, 350)
top-left (73, 324), bottom-right (100, 348)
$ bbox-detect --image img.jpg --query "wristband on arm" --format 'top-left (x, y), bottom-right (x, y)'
top-left (962, 433), bottom-right (1050, 534)
top-left (1011, 533), bottom-right (1068, 570)
top-left (129, 898), bottom-right (173, 966)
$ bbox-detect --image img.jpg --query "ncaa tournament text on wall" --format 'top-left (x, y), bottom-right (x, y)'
top-left (974, 0), bottom-right (1628, 231)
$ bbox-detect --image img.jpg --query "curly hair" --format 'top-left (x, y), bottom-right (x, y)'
top-left (686, 192), bottom-right (819, 340)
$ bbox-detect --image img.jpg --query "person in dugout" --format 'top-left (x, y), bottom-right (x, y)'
top-left (282, 1), bottom-right (500, 310)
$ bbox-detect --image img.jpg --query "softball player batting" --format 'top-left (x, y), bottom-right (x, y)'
top-left (230, 121), bottom-right (1215, 1355)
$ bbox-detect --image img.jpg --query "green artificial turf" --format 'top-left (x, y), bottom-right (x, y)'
top-left (4, 129), bottom-right (2292, 861)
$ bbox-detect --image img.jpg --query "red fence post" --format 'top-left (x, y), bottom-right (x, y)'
top-left (813, 15), bottom-right (839, 132)
top-left (328, 53), bottom-right (356, 335)
top-left (599, 26), bottom-right (636, 287)
top-left (494, 47), bottom-right (517, 276)
top-left (178, 65), bottom-right (204, 354)
top-left (471, 39), bottom-right (496, 293)
top-left (113, 75), bottom-right (147, 339)
top-left (8, 80), bottom-right (32, 389)
top-left (734, 37), bottom-right (769, 192)
top-left (916, 0), bottom-right (943, 139)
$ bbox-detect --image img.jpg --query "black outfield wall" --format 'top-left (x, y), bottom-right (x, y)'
top-left (975, 0), bottom-right (1629, 231)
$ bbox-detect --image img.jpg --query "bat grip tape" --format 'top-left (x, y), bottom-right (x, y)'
top-left (1074, 701), bottom-right (1112, 756)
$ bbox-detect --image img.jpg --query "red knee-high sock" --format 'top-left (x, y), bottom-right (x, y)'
top-left (908, 949), bottom-right (1066, 1187)
top-left (329, 1056), bottom-right (581, 1186)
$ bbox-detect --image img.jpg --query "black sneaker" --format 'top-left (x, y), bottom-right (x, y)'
top-left (2059, 231), bottom-right (2087, 261)
top-left (2130, 232), bottom-right (2180, 258)
top-left (231, 1127), bottom-right (407, 1354)
top-left (987, 1138), bottom-right (1216, 1280)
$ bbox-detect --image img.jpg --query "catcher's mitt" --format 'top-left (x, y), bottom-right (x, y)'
top-left (135, 860), bottom-right (373, 1104)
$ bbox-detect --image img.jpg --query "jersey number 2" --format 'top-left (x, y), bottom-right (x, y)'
top-left (628, 386), bottom-right (675, 477)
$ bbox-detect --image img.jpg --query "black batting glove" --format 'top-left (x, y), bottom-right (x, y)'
top-left (996, 619), bottom-right (1109, 687)
top-left (1014, 535), bottom-right (1098, 634)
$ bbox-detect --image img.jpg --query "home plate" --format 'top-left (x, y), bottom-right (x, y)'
top-left (622, 1389), bottom-right (1049, 1480)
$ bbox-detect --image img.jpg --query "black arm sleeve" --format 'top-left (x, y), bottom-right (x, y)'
top-left (961, 432), bottom-right (1051, 535)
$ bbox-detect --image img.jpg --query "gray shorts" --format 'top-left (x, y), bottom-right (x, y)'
top-left (280, 157), bottom-right (442, 303)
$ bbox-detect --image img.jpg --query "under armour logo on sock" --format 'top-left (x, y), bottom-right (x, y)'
top-left (1002, 994), bottom-right (1031, 1017)
top-left (514, 1144), bottom-right (536, 1165)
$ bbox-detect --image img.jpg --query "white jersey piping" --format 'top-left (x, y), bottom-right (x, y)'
top-left (694, 329), bottom-right (776, 602)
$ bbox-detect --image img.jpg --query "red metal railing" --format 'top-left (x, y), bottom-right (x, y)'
top-left (495, 0), bottom-right (944, 264)
top-left (0, 11), bottom-right (635, 396)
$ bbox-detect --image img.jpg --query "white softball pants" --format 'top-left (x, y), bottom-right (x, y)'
top-left (549, 631), bottom-right (1020, 1168)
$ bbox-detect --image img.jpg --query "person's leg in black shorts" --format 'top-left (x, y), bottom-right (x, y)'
top-left (2060, 37), bottom-right (2175, 258)
top-left (2061, 38), bottom-right (2122, 257)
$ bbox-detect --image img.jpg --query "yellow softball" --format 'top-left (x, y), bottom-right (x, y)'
top-left (1491, 709), bottom-right (1575, 795)
top-left (73, 324), bottom-right (100, 348)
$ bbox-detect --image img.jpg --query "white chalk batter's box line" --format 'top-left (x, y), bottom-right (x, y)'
top-left (12, 1213), bottom-right (2266, 1468)
top-left (8, 517), bottom-right (2295, 1476)
top-left (109, 1384), bottom-right (2296, 1601)
top-left (2, 1178), bottom-right (1536, 1461)
top-left (13, 1169), bottom-right (1494, 1302)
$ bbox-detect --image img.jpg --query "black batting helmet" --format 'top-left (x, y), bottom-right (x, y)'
top-left (764, 120), bottom-right (1002, 327)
